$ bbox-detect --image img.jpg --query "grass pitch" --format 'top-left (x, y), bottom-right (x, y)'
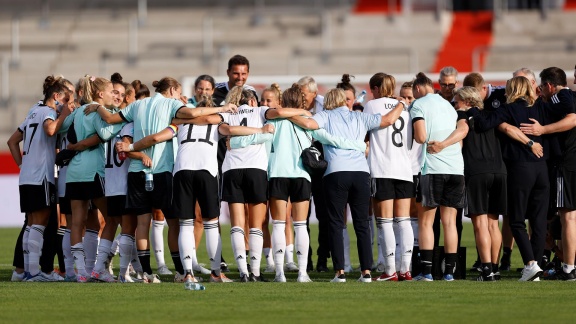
top-left (0, 223), bottom-right (573, 323)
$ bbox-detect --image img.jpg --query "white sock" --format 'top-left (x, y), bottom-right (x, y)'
top-left (63, 229), bottom-right (74, 276)
top-left (563, 264), bottom-right (575, 273)
top-left (23, 226), bottom-right (30, 273)
top-left (111, 233), bottom-right (121, 256)
top-left (28, 225), bottom-right (45, 276)
top-left (411, 217), bottom-right (419, 247)
top-left (131, 240), bottom-right (143, 273)
top-left (178, 219), bottom-right (195, 276)
top-left (397, 217), bottom-right (414, 273)
top-left (94, 239), bottom-right (112, 273)
top-left (343, 227), bottom-right (351, 269)
top-left (118, 234), bottom-right (134, 277)
top-left (230, 226), bottom-right (248, 275)
top-left (272, 220), bottom-right (286, 276)
top-left (71, 242), bottom-right (87, 276)
top-left (294, 220), bottom-right (309, 275)
top-left (83, 229), bottom-right (99, 274)
top-left (377, 217), bottom-right (396, 275)
top-left (249, 228), bottom-right (264, 277)
top-left (285, 243), bottom-right (295, 264)
top-left (203, 220), bottom-right (221, 274)
top-left (393, 220), bottom-right (401, 266)
top-left (151, 220), bottom-right (166, 268)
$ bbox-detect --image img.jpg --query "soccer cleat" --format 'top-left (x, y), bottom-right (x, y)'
top-left (128, 264), bottom-right (137, 277)
top-left (249, 273), bottom-right (269, 282)
top-left (493, 271), bottom-right (501, 281)
top-left (45, 271), bottom-right (65, 281)
top-left (106, 256), bottom-right (114, 275)
top-left (297, 273), bottom-right (313, 283)
top-left (91, 270), bottom-right (116, 283)
top-left (174, 272), bottom-right (186, 283)
top-left (499, 261), bottom-right (511, 271)
top-left (76, 274), bottom-right (89, 283)
top-left (476, 272), bottom-right (495, 282)
top-left (209, 273), bottom-right (233, 283)
top-left (11, 270), bottom-right (26, 282)
top-left (193, 264), bottom-right (211, 275)
top-left (330, 274), bottom-right (346, 283)
top-left (157, 265), bottom-right (173, 275)
top-left (273, 274), bottom-right (287, 282)
top-left (443, 274), bottom-right (454, 281)
top-left (263, 264), bottom-right (276, 273)
top-left (285, 262), bottom-right (299, 272)
top-left (413, 273), bottom-right (433, 281)
top-left (143, 272), bottom-right (162, 283)
top-left (398, 271), bottom-right (413, 281)
top-left (555, 269), bottom-right (576, 281)
top-left (26, 272), bottom-right (53, 282)
top-left (343, 265), bottom-right (354, 273)
top-left (118, 274), bottom-right (135, 283)
top-left (375, 272), bottom-right (398, 282)
top-left (64, 274), bottom-right (78, 282)
top-left (358, 274), bottom-right (372, 283)
top-left (239, 273), bottom-right (249, 282)
top-left (220, 262), bottom-right (230, 273)
top-left (471, 259), bottom-right (482, 272)
top-left (519, 263), bottom-right (543, 282)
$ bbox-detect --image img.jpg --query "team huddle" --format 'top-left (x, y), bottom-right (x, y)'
top-left (7, 54), bottom-right (576, 286)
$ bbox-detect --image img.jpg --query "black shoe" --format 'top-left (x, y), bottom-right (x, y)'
top-left (239, 273), bottom-right (249, 282)
top-left (471, 259), bottom-right (482, 272)
top-left (247, 263), bottom-right (252, 273)
top-left (493, 271), bottom-right (501, 281)
top-left (248, 273), bottom-right (269, 282)
top-left (316, 259), bottom-right (328, 273)
top-left (220, 262), bottom-right (230, 273)
top-left (499, 262), bottom-right (510, 271)
top-left (307, 259), bottom-right (314, 272)
top-left (476, 272), bottom-right (495, 282)
top-left (555, 269), bottom-right (576, 281)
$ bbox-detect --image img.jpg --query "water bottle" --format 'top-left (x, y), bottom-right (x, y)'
top-left (355, 90), bottom-right (367, 104)
top-left (144, 170), bottom-right (154, 191)
top-left (118, 151), bottom-right (127, 161)
top-left (184, 280), bottom-right (206, 291)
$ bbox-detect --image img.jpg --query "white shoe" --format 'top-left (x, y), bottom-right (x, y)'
top-left (263, 264), bottom-right (276, 273)
top-left (357, 274), bottom-right (372, 283)
top-left (143, 272), bottom-right (162, 283)
top-left (118, 274), bottom-right (135, 283)
top-left (46, 271), bottom-right (65, 281)
top-left (273, 274), bottom-right (287, 282)
top-left (11, 270), bottom-right (26, 282)
top-left (297, 273), bottom-right (313, 283)
top-left (285, 262), bottom-right (299, 272)
top-left (193, 264), bottom-right (211, 275)
top-left (157, 265), bottom-right (173, 275)
top-left (330, 274), bottom-right (346, 283)
top-left (26, 272), bottom-right (53, 282)
top-left (344, 265), bottom-right (354, 273)
top-left (91, 270), bottom-right (116, 282)
top-left (174, 272), bottom-right (186, 283)
top-left (519, 263), bottom-right (543, 282)
top-left (128, 264), bottom-right (137, 277)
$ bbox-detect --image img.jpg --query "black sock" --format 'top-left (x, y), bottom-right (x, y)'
top-left (492, 263), bottom-right (499, 273)
top-left (481, 263), bottom-right (492, 276)
top-left (138, 249), bottom-right (152, 274)
top-left (420, 250), bottom-right (433, 275)
top-left (221, 255), bottom-right (226, 263)
top-left (56, 226), bottom-right (66, 271)
top-left (171, 252), bottom-right (184, 275)
top-left (543, 250), bottom-right (551, 263)
top-left (501, 248), bottom-right (512, 264)
top-left (444, 253), bottom-right (458, 275)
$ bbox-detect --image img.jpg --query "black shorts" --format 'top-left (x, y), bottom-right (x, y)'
top-left (58, 196), bottom-right (72, 215)
top-left (19, 180), bottom-right (56, 213)
top-left (372, 178), bottom-right (415, 201)
top-left (107, 195), bottom-right (127, 217)
top-left (221, 168), bottom-right (268, 204)
top-left (126, 171), bottom-right (173, 218)
top-left (269, 177), bottom-right (311, 202)
top-left (417, 174), bottom-right (465, 209)
top-left (557, 168), bottom-right (576, 210)
top-left (173, 170), bottom-right (220, 220)
top-left (465, 173), bottom-right (507, 216)
top-left (66, 174), bottom-right (105, 201)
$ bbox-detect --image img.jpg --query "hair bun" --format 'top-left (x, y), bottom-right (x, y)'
top-left (341, 74), bottom-right (352, 84)
top-left (152, 80), bottom-right (160, 88)
top-left (111, 72), bottom-right (123, 83)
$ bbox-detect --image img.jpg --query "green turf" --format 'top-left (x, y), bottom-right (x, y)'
top-left (0, 224), bottom-right (573, 323)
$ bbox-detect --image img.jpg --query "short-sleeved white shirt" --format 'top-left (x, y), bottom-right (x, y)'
top-left (104, 123), bottom-right (133, 196)
top-left (174, 117), bottom-right (222, 177)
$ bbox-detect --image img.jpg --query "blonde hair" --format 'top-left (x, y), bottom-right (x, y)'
top-left (196, 94), bottom-right (215, 108)
top-left (225, 86), bottom-right (255, 106)
top-left (379, 74), bottom-right (396, 98)
top-left (506, 76), bottom-right (535, 107)
top-left (282, 83), bottom-right (306, 109)
top-left (79, 75), bottom-right (111, 104)
top-left (262, 83), bottom-right (282, 105)
top-left (324, 88), bottom-right (347, 110)
top-left (454, 87), bottom-right (484, 109)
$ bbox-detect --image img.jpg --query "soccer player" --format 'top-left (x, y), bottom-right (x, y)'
top-left (364, 73), bottom-right (414, 282)
top-left (410, 72), bottom-right (465, 282)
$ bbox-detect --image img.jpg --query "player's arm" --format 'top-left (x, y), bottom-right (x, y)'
top-left (228, 133), bottom-right (274, 149)
top-left (498, 122), bottom-right (543, 158)
top-left (175, 103), bottom-right (237, 119)
top-left (520, 114), bottom-right (576, 136)
top-left (116, 125), bottom-right (177, 153)
top-left (265, 108), bottom-right (312, 120)
top-left (311, 128), bottom-right (366, 151)
top-left (427, 118), bottom-right (469, 154)
top-left (412, 119), bottom-right (427, 144)
top-left (172, 114), bottom-right (223, 126)
top-left (288, 115), bottom-right (319, 130)
top-left (44, 104), bottom-right (72, 136)
top-left (379, 100), bottom-right (407, 128)
top-left (7, 129), bottom-right (23, 167)
top-left (218, 123), bottom-right (275, 136)
top-left (67, 134), bottom-right (100, 151)
top-left (118, 136), bottom-right (153, 167)
top-left (89, 105), bottom-right (124, 124)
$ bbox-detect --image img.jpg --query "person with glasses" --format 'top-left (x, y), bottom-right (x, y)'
top-left (438, 66), bottom-right (459, 102)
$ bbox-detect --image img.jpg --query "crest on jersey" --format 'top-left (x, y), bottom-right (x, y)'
top-left (492, 100), bottom-right (501, 109)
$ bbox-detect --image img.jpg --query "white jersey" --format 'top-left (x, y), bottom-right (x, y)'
top-left (364, 97), bottom-right (412, 182)
top-left (18, 103), bottom-right (58, 186)
top-left (221, 105), bottom-right (269, 173)
top-left (104, 123), bottom-right (133, 196)
top-left (410, 140), bottom-right (423, 176)
top-left (174, 118), bottom-right (222, 176)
